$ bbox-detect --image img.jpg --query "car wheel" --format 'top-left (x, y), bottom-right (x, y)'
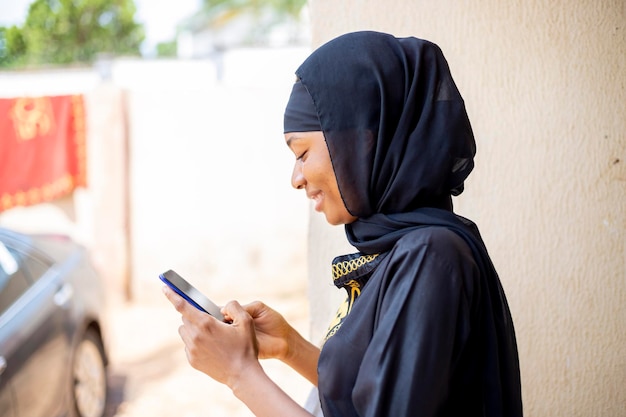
top-left (72, 329), bottom-right (107, 417)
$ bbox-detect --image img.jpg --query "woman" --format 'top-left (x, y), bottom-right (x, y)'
top-left (163, 31), bottom-right (523, 417)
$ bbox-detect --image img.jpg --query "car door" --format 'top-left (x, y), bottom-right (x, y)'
top-left (0, 240), bottom-right (24, 417)
top-left (0, 239), bottom-right (72, 417)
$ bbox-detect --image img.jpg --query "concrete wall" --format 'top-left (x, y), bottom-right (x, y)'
top-left (305, 1), bottom-right (625, 416)
top-left (117, 48), bottom-right (311, 301)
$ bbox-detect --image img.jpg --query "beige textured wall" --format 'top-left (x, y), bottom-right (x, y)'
top-left (305, 1), bottom-right (626, 416)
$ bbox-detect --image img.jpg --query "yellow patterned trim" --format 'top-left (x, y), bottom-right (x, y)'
top-left (1, 174), bottom-right (76, 212)
top-left (323, 294), bottom-right (350, 342)
top-left (323, 279), bottom-right (364, 343)
top-left (332, 253), bottom-right (379, 280)
top-left (72, 94), bottom-right (87, 187)
top-left (345, 279), bottom-right (361, 303)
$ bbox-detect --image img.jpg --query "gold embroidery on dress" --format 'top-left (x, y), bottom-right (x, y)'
top-left (345, 279), bottom-right (361, 306)
top-left (323, 294), bottom-right (350, 342)
top-left (323, 253), bottom-right (382, 343)
top-left (323, 279), bottom-right (364, 342)
top-left (332, 253), bottom-right (379, 280)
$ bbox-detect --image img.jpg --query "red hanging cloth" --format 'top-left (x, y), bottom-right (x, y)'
top-left (0, 95), bottom-right (87, 212)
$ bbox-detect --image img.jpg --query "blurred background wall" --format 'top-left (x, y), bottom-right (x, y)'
top-left (119, 49), bottom-right (311, 300)
top-left (0, 46), bottom-right (312, 303)
top-left (305, 1), bottom-right (625, 416)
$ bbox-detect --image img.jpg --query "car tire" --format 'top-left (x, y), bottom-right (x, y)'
top-left (71, 328), bottom-right (108, 417)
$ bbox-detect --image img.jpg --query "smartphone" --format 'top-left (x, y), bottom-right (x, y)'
top-left (159, 269), bottom-right (224, 321)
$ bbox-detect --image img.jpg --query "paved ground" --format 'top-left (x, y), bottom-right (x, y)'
top-left (102, 290), bottom-right (314, 417)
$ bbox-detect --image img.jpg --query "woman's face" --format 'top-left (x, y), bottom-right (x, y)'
top-left (285, 131), bottom-right (357, 225)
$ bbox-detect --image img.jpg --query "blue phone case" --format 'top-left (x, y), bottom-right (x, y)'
top-left (159, 270), bottom-right (224, 320)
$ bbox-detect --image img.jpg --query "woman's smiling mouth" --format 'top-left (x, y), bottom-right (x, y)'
top-left (308, 191), bottom-right (324, 211)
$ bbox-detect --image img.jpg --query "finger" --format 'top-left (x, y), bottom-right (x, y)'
top-left (221, 310), bottom-right (235, 324)
top-left (178, 317), bottom-right (211, 351)
top-left (162, 285), bottom-right (186, 310)
top-left (242, 300), bottom-right (267, 318)
top-left (222, 300), bottom-right (253, 325)
top-left (162, 286), bottom-right (206, 321)
top-left (178, 323), bottom-right (188, 341)
top-left (177, 323), bottom-right (193, 350)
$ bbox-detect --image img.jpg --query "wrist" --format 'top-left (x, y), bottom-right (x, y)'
top-left (282, 325), bottom-right (306, 363)
top-left (282, 330), bottom-right (320, 386)
top-left (229, 360), bottom-right (268, 399)
top-left (229, 362), bottom-right (314, 417)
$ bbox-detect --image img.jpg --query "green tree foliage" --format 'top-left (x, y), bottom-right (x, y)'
top-left (182, 0), bottom-right (307, 46)
top-left (0, 26), bottom-right (27, 67)
top-left (202, 0), bottom-right (306, 17)
top-left (156, 40), bottom-right (177, 57)
top-left (0, 0), bottom-right (145, 68)
top-left (199, 0), bottom-right (306, 24)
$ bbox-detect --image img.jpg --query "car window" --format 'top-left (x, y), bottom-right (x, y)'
top-left (0, 242), bottom-right (30, 314)
top-left (0, 240), bottom-right (18, 275)
top-left (17, 250), bottom-right (50, 283)
top-left (0, 241), bottom-right (47, 315)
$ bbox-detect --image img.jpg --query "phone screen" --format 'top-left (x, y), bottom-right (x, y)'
top-left (159, 269), bottom-right (224, 321)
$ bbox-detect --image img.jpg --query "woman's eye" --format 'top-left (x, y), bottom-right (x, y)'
top-left (297, 151), bottom-right (307, 161)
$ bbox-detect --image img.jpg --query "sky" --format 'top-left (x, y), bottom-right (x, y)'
top-left (0, 0), bottom-right (202, 53)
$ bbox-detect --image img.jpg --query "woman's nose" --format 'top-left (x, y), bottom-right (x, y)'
top-left (291, 162), bottom-right (305, 190)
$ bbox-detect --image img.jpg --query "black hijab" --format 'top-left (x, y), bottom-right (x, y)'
top-left (292, 31), bottom-right (477, 253)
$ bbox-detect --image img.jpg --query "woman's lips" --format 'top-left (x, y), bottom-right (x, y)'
top-left (308, 191), bottom-right (323, 211)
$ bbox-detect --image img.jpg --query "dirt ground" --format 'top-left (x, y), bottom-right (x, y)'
top-left (102, 289), bottom-right (314, 417)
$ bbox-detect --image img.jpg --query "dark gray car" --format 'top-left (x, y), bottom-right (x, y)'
top-left (0, 227), bottom-right (108, 417)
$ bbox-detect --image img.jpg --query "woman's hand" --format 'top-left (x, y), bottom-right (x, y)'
top-left (162, 286), bottom-right (260, 388)
top-left (163, 287), bottom-right (314, 417)
top-left (240, 301), bottom-right (293, 361)
top-left (242, 301), bottom-right (320, 386)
